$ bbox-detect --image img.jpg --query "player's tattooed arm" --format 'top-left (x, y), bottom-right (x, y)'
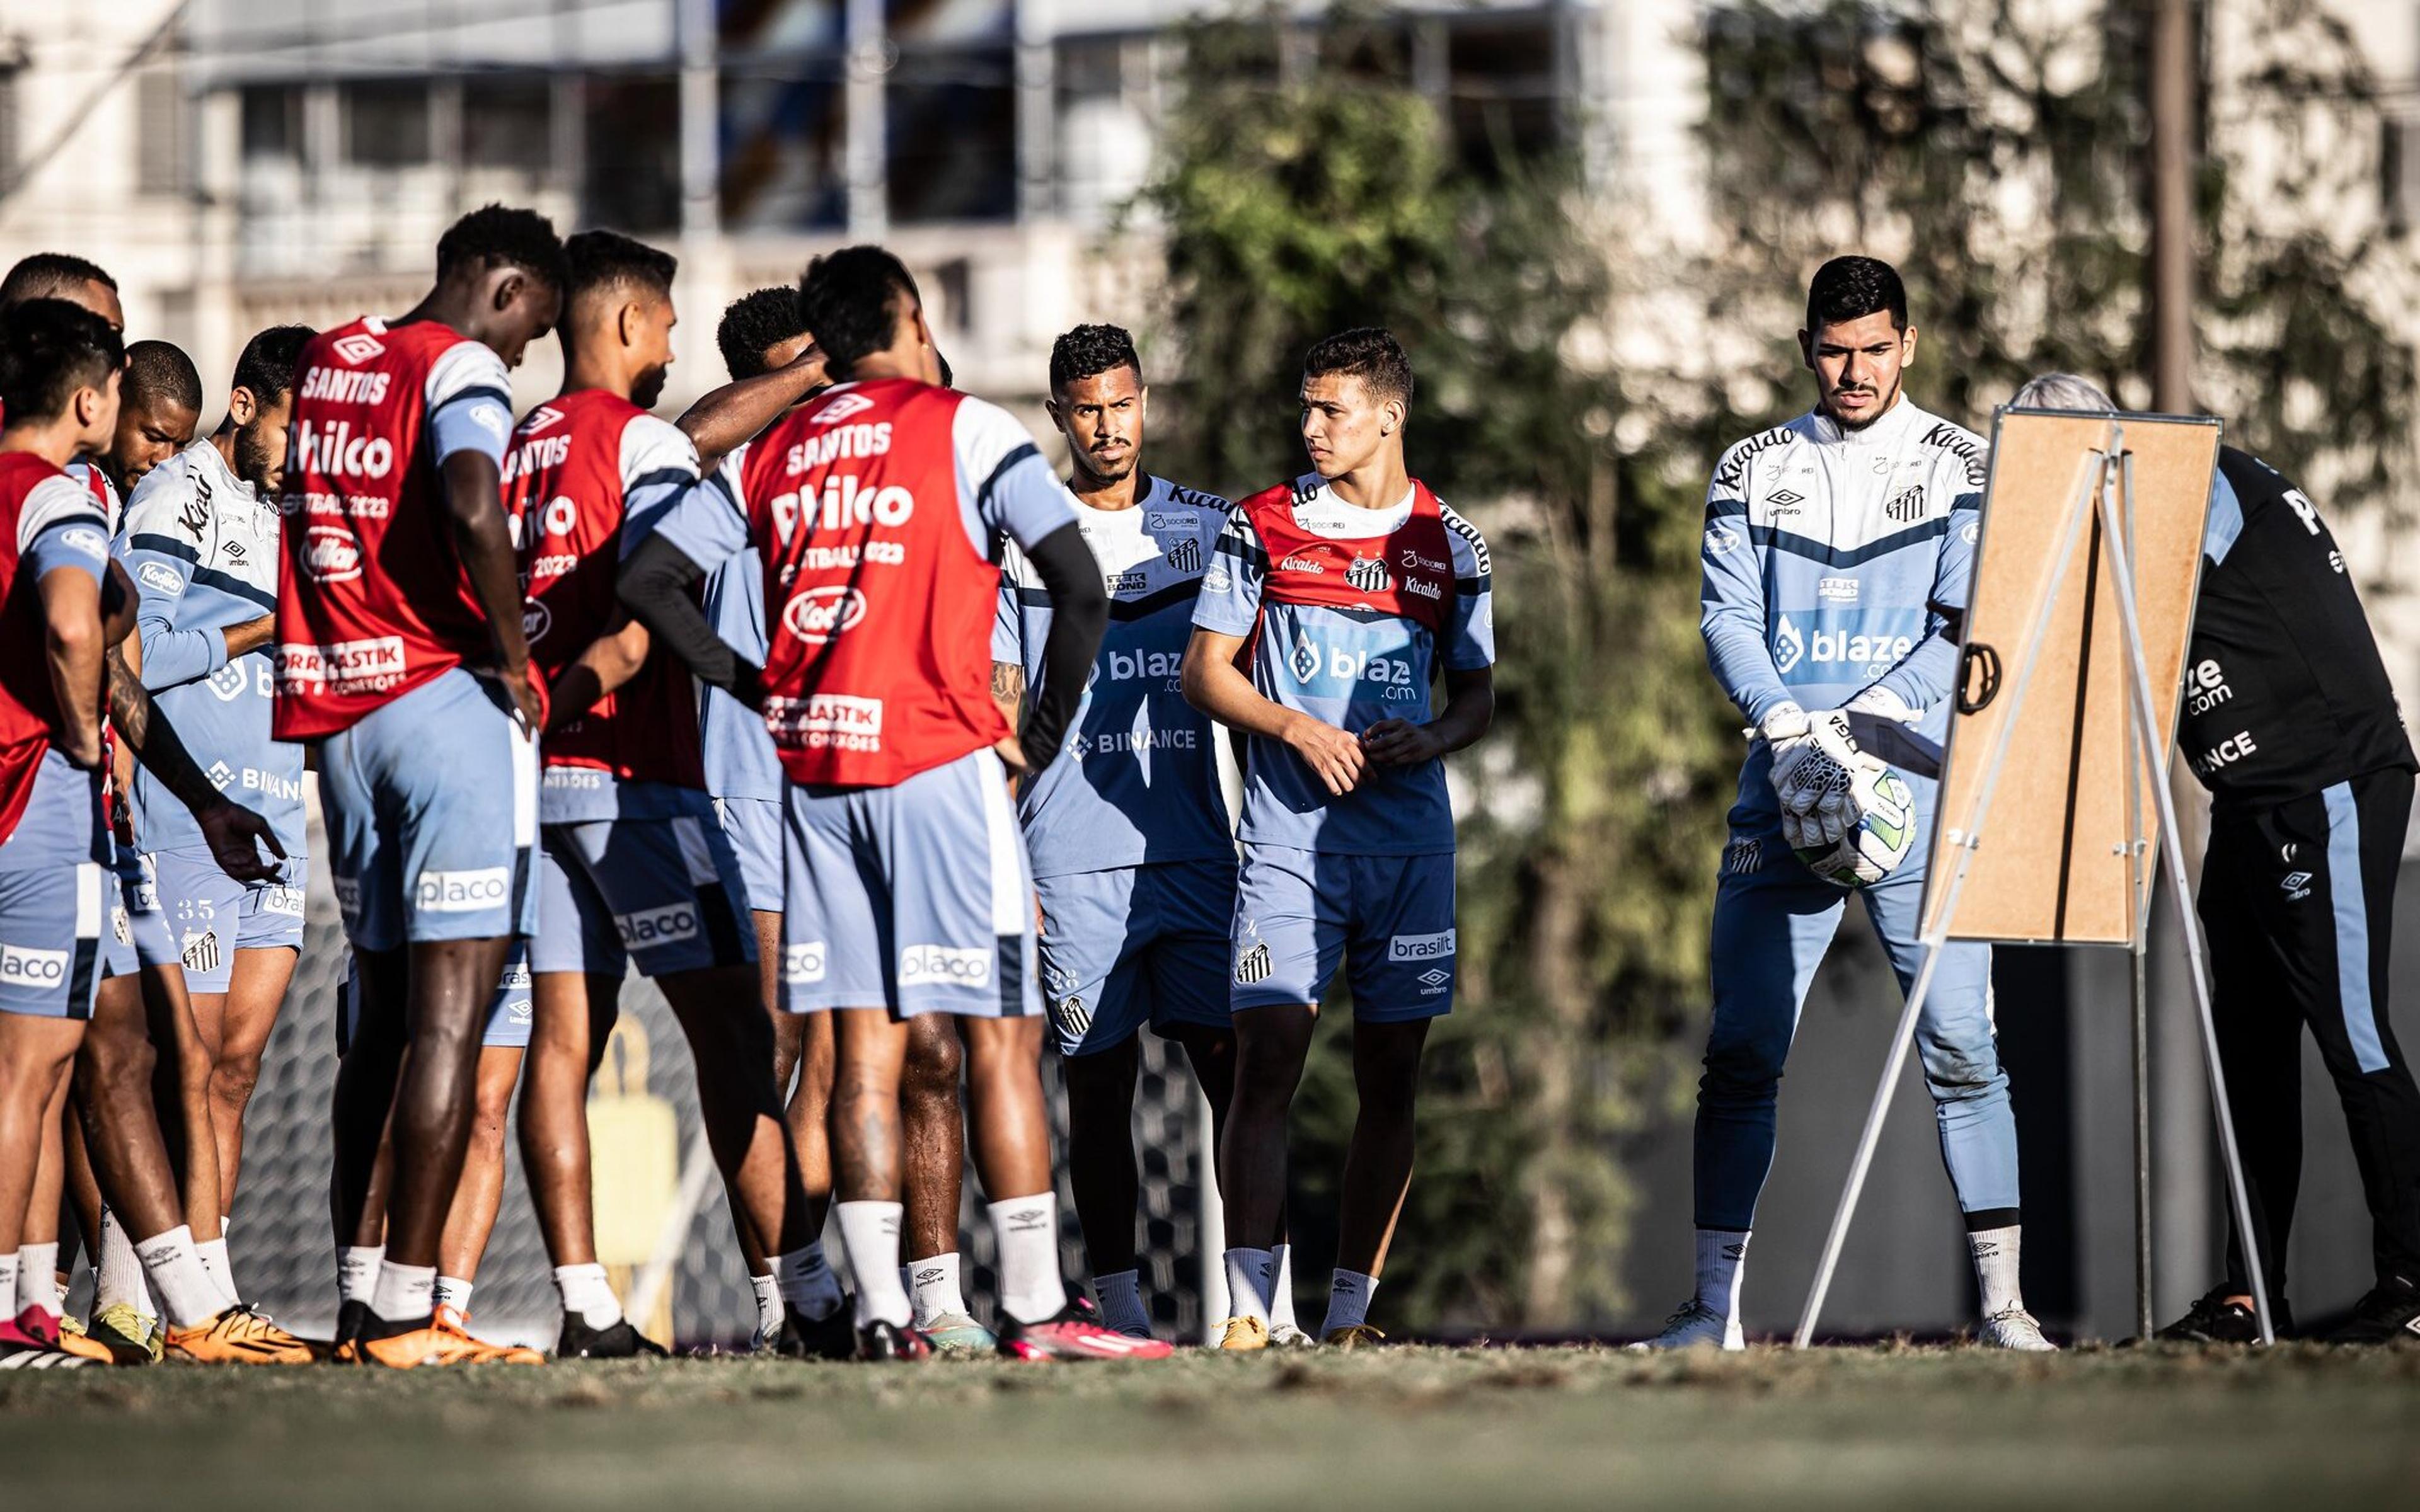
top-left (1182, 627), bottom-right (1366, 796)
top-left (105, 638), bottom-right (284, 884)
top-left (990, 660), bottom-right (1027, 723)
top-left (439, 450), bottom-right (541, 731)
top-left (676, 344), bottom-right (829, 472)
top-left (1363, 665), bottom-right (1495, 767)
top-left (548, 617), bottom-right (653, 733)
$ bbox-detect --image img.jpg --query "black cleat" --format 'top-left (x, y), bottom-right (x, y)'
top-left (775, 1301), bottom-right (857, 1361)
top-left (854, 1319), bottom-right (932, 1363)
top-left (555, 1314), bottom-right (669, 1359)
top-left (2326, 1275), bottom-right (2420, 1344)
top-left (2156, 1284), bottom-right (2291, 1344)
top-left (330, 1299), bottom-right (371, 1362)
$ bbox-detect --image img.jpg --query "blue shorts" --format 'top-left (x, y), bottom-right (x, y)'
top-left (1228, 846), bottom-right (1458, 1020)
top-left (148, 846), bottom-right (309, 994)
top-left (103, 839), bottom-right (182, 980)
top-left (318, 668), bottom-right (537, 951)
top-left (1037, 857), bottom-right (1236, 1057)
top-left (0, 752), bottom-right (107, 1020)
top-left (781, 748), bottom-right (1040, 1019)
top-left (337, 941), bottom-right (532, 1053)
top-left (713, 795), bottom-right (783, 916)
top-left (531, 803), bottom-right (756, 980)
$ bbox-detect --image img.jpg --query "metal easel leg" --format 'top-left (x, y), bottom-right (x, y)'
top-left (2094, 479), bottom-right (2278, 1346)
top-left (2121, 455), bottom-right (2157, 1343)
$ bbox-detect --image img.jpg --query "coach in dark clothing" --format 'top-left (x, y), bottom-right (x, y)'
top-left (2014, 375), bottom-right (2420, 1344)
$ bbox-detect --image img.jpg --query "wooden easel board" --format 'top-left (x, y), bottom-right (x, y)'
top-left (1920, 410), bottom-right (2220, 944)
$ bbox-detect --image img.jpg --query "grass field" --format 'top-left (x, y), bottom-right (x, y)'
top-left (8, 1343), bottom-right (2417, 1509)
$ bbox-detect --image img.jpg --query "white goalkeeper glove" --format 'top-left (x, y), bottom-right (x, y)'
top-left (1844, 684), bottom-right (1922, 724)
top-left (1769, 707), bottom-right (1865, 849)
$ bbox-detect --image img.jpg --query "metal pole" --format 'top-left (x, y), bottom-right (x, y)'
top-left (2148, 0), bottom-right (2198, 413)
top-left (845, 0), bottom-right (889, 239)
top-left (1795, 440), bottom-right (2118, 1348)
top-left (2092, 466), bottom-right (2276, 1346)
top-left (677, 0), bottom-right (721, 241)
top-left (2122, 454), bottom-right (2157, 1341)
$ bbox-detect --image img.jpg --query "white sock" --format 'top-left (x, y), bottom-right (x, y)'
top-left (1695, 1228), bottom-right (1749, 1324)
top-left (775, 1243), bottom-right (843, 1322)
top-left (1223, 1247), bottom-right (1276, 1323)
top-left (369, 1259), bottom-right (437, 1324)
top-left (197, 1237), bottom-right (236, 1303)
top-left (834, 1201), bottom-right (909, 1328)
top-left (1093, 1269), bottom-right (1148, 1336)
top-left (1322, 1269), bottom-right (1379, 1334)
top-left (551, 1263), bottom-right (623, 1330)
top-left (902, 1251), bottom-right (968, 1328)
top-left (749, 1271), bottom-right (785, 1338)
top-left (988, 1194), bottom-right (1066, 1327)
top-left (97, 1209), bottom-right (153, 1315)
top-left (135, 1225), bottom-right (231, 1328)
top-left (337, 1245), bottom-right (385, 1305)
top-left (432, 1275), bottom-right (474, 1315)
top-left (0, 1252), bottom-right (17, 1317)
top-left (16, 1242), bottom-right (59, 1317)
top-left (1270, 1242), bottom-right (1299, 1331)
top-left (1969, 1225), bottom-right (2024, 1317)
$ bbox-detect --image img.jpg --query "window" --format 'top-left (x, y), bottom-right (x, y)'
top-left (463, 77), bottom-right (552, 174)
top-left (343, 81), bottom-right (431, 168)
top-left (887, 47), bottom-right (1017, 225)
top-left (583, 76), bottom-right (681, 232)
top-left (136, 67), bottom-right (191, 196)
top-left (240, 84), bottom-right (302, 162)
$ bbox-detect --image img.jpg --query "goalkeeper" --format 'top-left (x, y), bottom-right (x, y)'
top-left (1635, 256), bottom-right (2048, 1351)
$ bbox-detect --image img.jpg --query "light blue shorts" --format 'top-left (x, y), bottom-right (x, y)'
top-left (148, 846), bottom-right (308, 994)
top-left (780, 748), bottom-right (1040, 1019)
top-left (1036, 857), bottom-right (1236, 1057)
top-left (713, 795), bottom-right (783, 916)
top-left (0, 752), bottom-right (107, 1019)
top-left (531, 802), bottom-right (756, 980)
top-left (103, 839), bottom-right (180, 980)
top-left (1228, 845), bottom-right (1458, 1021)
top-left (318, 668), bottom-right (537, 951)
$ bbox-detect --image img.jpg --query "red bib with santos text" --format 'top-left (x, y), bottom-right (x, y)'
top-left (738, 378), bottom-right (1009, 789)
top-left (1238, 475), bottom-right (1458, 634)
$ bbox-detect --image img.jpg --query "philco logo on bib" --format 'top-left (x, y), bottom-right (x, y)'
top-left (0, 944), bottom-right (69, 987)
top-left (899, 945), bottom-right (991, 988)
top-left (415, 868), bottom-right (510, 913)
top-left (1389, 930), bottom-right (1456, 961)
top-left (782, 586), bottom-right (869, 644)
top-left (784, 942), bottom-right (827, 984)
top-left (616, 903), bottom-right (700, 949)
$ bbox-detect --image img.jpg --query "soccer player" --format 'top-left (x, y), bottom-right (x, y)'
top-left (117, 326), bottom-right (315, 1237)
top-left (1639, 255), bottom-right (2048, 1351)
top-left (507, 231), bottom-right (829, 1359)
top-left (97, 343), bottom-right (202, 498)
top-left (0, 301), bottom-right (297, 1367)
top-left (1992, 376), bottom-right (2420, 1346)
top-left (672, 287), bottom-right (835, 1349)
top-left (1182, 327), bottom-right (1495, 1351)
top-left (993, 324), bottom-right (1240, 1340)
top-left (620, 246), bottom-right (1165, 1361)
top-left (278, 204), bottom-right (564, 1368)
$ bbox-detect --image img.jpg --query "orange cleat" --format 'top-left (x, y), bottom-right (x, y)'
top-left (437, 1307), bottom-right (544, 1365)
top-left (163, 1304), bottom-right (318, 1366)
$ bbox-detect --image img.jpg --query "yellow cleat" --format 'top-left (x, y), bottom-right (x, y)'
top-left (164, 1304), bottom-right (316, 1366)
top-left (437, 1307), bottom-right (544, 1365)
top-left (86, 1303), bottom-right (163, 1365)
top-left (1218, 1315), bottom-right (1269, 1352)
top-left (1323, 1324), bottom-right (1386, 1349)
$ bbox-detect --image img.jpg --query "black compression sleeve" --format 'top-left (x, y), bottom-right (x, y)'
top-left (1018, 520), bottom-right (1109, 772)
top-left (616, 533), bottom-right (761, 705)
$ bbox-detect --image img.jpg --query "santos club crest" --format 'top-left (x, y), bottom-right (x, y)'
top-left (1345, 556), bottom-right (1392, 594)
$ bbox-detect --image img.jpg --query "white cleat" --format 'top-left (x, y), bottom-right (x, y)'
top-left (1979, 1306), bottom-right (2058, 1351)
top-left (1268, 1324), bottom-right (1316, 1349)
top-left (1627, 1299), bottom-right (1744, 1352)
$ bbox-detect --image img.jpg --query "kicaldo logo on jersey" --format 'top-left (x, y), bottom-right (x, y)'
top-left (899, 944), bottom-right (992, 989)
top-left (616, 902), bottom-right (700, 950)
top-left (302, 525), bottom-right (364, 583)
top-left (414, 867), bottom-right (510, 914)
top-left (1388, 929), bottom-right (1456, 962)
top-left (291, 419), bottom-right (395, 482)
top-left (781, 585), bottom-right (870, 644)
top-left (1771, 616), bottom-right (1914, 677)
top-left (276, 636), bottom-right (406, 694)
top-left (0, 944), bottom-right (69, 988)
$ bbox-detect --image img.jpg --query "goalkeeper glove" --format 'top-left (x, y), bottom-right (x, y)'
top-left (1770, 707), bottom-right (1864, 849)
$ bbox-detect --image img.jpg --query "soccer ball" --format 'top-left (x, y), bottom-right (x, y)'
top-left (1792, 763), bottom-right (1918, 888)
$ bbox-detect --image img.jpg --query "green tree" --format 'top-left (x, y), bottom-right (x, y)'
top-left (1141, 6), bottom-right (1738, 1331)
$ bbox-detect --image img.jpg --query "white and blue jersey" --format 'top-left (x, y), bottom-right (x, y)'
top-left (115, 439), bottom-right (307, 867)
top-left (1699, 398), bottom-right (1983, 841)
top-left (993, 477), bottom-right (1233, 878)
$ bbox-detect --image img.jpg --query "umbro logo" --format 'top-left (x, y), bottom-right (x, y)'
top-left (523, 404), bottom-right (565, 433)
top-left (2281, 870), bottom-right (2313, 901)
top-left (1768, 489), bottom-right (1804, 513)
top-left (331, 333), bottom-right (386, 365)
top-left (814, 393), bottom-right (876, 425)
top-left (1417, 968), bottom-right (1449, 988)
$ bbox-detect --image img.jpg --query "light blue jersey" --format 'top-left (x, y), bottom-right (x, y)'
top-left (993, 476), bottom-right (1233, 878)
top-left (115, 439), bottom-right (307, 864)
top-left (1698, 399), bottom-right (1982, 841)
top-left (698, 541), bottom-right (784, 805)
